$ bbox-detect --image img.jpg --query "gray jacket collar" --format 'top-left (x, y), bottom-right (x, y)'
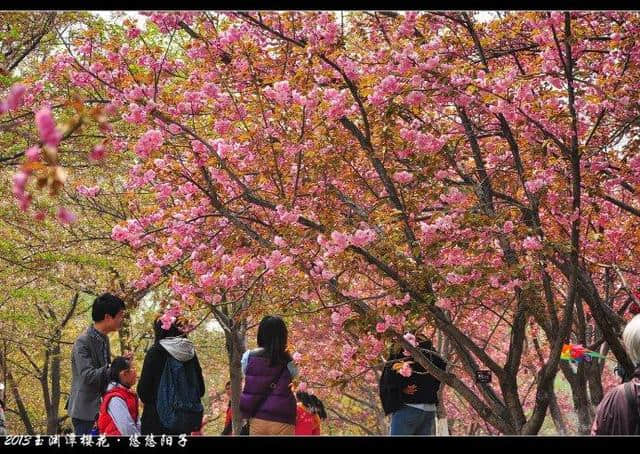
top-left (89, 325), bottom-right (109, 341)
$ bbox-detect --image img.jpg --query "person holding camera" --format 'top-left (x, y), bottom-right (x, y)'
top-left (592, 315), bottom-right (640, 435)
top-left (379, 337), bottom-right (446, 435)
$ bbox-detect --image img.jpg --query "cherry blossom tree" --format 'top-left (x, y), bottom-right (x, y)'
top-left (5, 11), bottom-right (640, 434)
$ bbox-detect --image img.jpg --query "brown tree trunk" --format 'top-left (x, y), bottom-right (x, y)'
top-left (370, 369), bottom-right (389, 435)
top-left (559, 361), bottom-right (592, 434)
top-left (222, 314), bottom-right (246, 435)
top-left (118, 310), bottom-right (132, 355)
top-left (5, 367), bottom-right (35, 434)
top-left (572, 299), bottom-right (594, 433)
top-left (548, 388), bottom-right (568, 435)
top-left (46, 336), bottom-right (62, 434)
top-left (586, 361), bottom-right (604, 408)
top-left (588, 340), bottom-right (609, 408)
top-left (40, 349), bottom-right (53, 434)
top-left (436, 332), bottom-right (451, 436)
top-left (44, 295), bottom-right (77, 434)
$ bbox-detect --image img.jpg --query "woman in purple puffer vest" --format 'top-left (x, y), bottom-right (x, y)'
top-left (240, 316), bottom-right (299, 435)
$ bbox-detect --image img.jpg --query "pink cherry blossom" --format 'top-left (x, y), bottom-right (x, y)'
top-left (4, 83), bottom-right (26, 111)
top-left (393, 171), bottom-right (414, 184)
top-left (379, 75), bottom-right (400, 95)
top-left (111, 225), bottom-right (129, 242)
top-left (351, 228), bottom-right (376, 247)
top-left (89, 144), bottom-right (106, 162)
top-left (35, 107), bottom-right (62, 147)
top-left (12, 171), bottom-right (28, 193)
top-left (522, 236), bottom-right (543, 251)
top-left (329, 230), bottom-right (350, 253)
top-left (524, 178), bottom-right (549, 193)
top-left (264, 250), bottom-right (293, 270)
top-left (25, 146), bottom-right (41, 162)
top-left (375, 321), bottom-right (389, 333)
top-left (56, 207), bottom-right (77, 225)
top-left (275, 205), bottom-right (300, 224)
top-left (160, 313), bottom-right (176, 330)
top-left (403, 333), bottom-right (418, 347)
top-left (77, 185), bottom-right (101, 197)
top-left (398, 361), bottom-right (413, 377)
top-left (134, 129), bottom-right (164, 158)
top-left (405, 91), bottom-right (426, 107)
top-left (503, 221), bottom-right (514, 234)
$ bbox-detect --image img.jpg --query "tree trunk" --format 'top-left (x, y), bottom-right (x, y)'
top-left (47, 336), bottom-right (62, 434)
top-left (586, 361), bottom-right (604, 408)
top-left (40, 349), bottom-right (53, 434)
top-left (585, 320), bottom-right (604, 407)
top-left (553, 259), bottom-right (632, 373)
top-left (224, 318), bottom-right (246, 435)
top-left (436, 332), bottom-right (451, 436)
top-left (559, 361), bottom-right (592, 434)
top-left (2, 340), bottom-right (6, 403)
top-left (548, 388), bottom-right (568, 435)
top-left (6, 367), bottom-right (35, 434)
top-left (118, 310), bottom-right (132, 355)
top-left (436, 388), bottom-right (448, 435)
top-left (574, 364), bottom-right (593, 434)
top-left (370, 369), bottom-right (389, 435)
top-left (571, 299), bottom-right (594, 433)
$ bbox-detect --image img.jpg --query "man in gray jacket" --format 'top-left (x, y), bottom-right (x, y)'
top-left (67, 293), bottom-right (127, 435)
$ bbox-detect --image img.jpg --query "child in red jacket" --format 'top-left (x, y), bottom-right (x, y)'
top-left (295, 391), bottom-right (326, 435)
top-left (97, 357), bottom-right (140, 436)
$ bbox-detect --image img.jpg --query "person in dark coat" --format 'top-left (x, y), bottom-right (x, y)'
top-left (137, 318), bottom-right (205, 435)
top-left (592, 315), bottom-right (640, 435)
top-left (379, 337), bottom-right (446, 435)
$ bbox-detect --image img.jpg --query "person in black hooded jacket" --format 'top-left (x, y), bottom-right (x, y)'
top-left (137, 318), bottom-right (205, 435)
top-left (379, 338), bottom-right (446, 435)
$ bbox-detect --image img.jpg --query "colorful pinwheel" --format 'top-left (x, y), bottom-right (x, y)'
top-left (561, 344), bottom-right (605, 363)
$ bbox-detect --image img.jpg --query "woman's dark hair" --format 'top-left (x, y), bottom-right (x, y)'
top-left (418, 338), bottom-right (433, 352)
top-left (387, 343), bottom-right (404, 361)
top-left (296, 390), bottom-right (311, 406)
top-left (153, 318), bottom-right (185, 343)
top-left (109, 356), bottom-right (131, 385)
top-left (388, 336), bottom-right (433, 360)
top-left (256, 315), bottom-right (290, 366)
top-left (296, 391), bottom-right (326, 419)
top-left (92, 293), bottom-right (125, 322)
top-left (310, 395), bottom-right (327, 419)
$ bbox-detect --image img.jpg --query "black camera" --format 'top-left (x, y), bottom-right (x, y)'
top-left (615, 364), bottom-right (633, 382)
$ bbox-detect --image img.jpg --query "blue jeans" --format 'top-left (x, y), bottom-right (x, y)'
top-left (390, 405), bottom-right (436, 435)
top-left (72, 418), bottom-right (94, 435)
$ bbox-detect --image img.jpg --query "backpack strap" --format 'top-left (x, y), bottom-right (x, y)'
top-left (624, 381), bottom-right (639, 435)
top-left (249, 362), bottom-right (289, 419)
